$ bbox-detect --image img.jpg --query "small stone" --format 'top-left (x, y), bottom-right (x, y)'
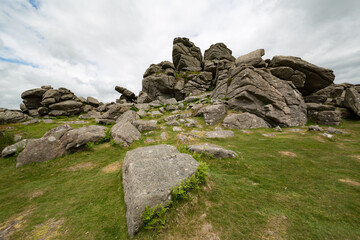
top-left (308, 125), bottom-right (324, 132)
top-left (326, 127), bottom-right (347, 134)
top-left (205, 130), bottom-right (234, 138)
top-left (173, 127), bottom-right (183, 132)
top-left (320, 133), bottom-right (333, 138)
top-left (274, 126), bottom-right (282, 132)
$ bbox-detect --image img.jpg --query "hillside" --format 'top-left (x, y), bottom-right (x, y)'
top-left (1, 106), bottom-right (360, 239)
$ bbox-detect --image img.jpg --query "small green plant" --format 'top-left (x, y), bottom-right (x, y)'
top-left (142, 205), bottom-right (168, 231)
top-left (130, 106), bottom-right (139, 112)
top-left (221, 97), bottom-right (229, 101)
top-left (86, 142), bottom-right (95, 150)
top-left (98, 128), bottom-right (111, 143)
top-left (227, 77), bottom-right (233, 86)
top-left (109, 139), bottom-right (117, 147)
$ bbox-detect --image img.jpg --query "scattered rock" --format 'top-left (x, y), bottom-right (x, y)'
top-left (326, 127), bottom-right (347, 134)
top-left (320, 133), bottom-right (333, 138)
top-left (115, 86), bottom-right (136, 101)
top-left (188, 144), bottom-right (238, 158)
top-left (0, 109), bottom-right (28, 124)
top-left (122, 144), bottom-right (199, 237)
top-left (205, 130), bottom-right (234, 138)
top-left (160, 132), bottom-right (168, 140)
top-left (87, 96), bottom-right (100, 107)
top-left (173, 126), bottom-right (183, 132)
top-left (308, 125), bottom-right (324, 132)
top-left (166, 119), bottom-right (181, 126)
top-left (222, 112), bottom-right (270, 129)
top-left (274, 126), bottom-right (282, 132)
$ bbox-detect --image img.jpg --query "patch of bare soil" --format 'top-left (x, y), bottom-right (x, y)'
top-left (29, 190), bottom-right (45, 200)
top-left (27, 218), bottom-right (65, 240)
top-left (338, 178), bottom-right (360, 187)
top-left (94, 143), bottom-right (110, 150)
top-left (101, 162), bottom-right (122, 173)
top-left (313, 136), bottom-right (326, 143)
top-left (351, 155), bottom-right (360, 162)
top-left (0, 209), bottom-right (32, 240)
top-left (279, 151), bottom-right (297, 157)
top-left (65, 162), bottom-right (95, 172)
top-left (262, 215), bottom-right (288, 240)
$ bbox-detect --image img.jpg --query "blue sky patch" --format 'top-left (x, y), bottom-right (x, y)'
top-left (29, 0), bottom-right (40, 10)
top-left (0, 57), bottom-right (38, 68)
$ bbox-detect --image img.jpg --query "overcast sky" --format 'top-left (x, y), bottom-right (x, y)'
top-left (1, 0), bottom-right (359, 109)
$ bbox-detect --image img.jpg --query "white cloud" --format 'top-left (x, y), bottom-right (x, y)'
top-left (0, 0), bottom-right (359, 109)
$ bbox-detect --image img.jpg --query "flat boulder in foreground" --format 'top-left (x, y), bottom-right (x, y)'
top-left (122, 144), bottom-right (199, 238)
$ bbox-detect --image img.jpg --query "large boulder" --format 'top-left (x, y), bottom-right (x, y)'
top-left (200, 104), bottom-right (226, 125)
top-left (172, 37), bottom-right (203, 72)
top-left (16, 125), bottom-right (72, 168)
top-left (115, 86), bottom-right (136, 102)
top-left (222, 113), bottom-right (270, 129)
top-left (132, 120), bottom-right (158, 132)
top-left (21, 88), bottom-right (47, 99)
top-left (110, 121), bottom-right (141, 147)
top-left (344, 86), bottom-right (360, 117)
top-left (99, 103), bottom-right (133, 121)
top-left (269, 56), bottom-right (335, 95)
top-left (225, 66), bottom-right (307, 127)
top-left (122, 145), bottom-right (199, 238)
top-left (142, 61), bottom-right (179, 101)
top-left (204, 43), bottom-right (235, 62)
top-left (60, 125), bottom-right (107, 152)
top-left (48, 100), bottom-right (83, 115)
top-left (235, 49), bottom-right (266, 68)
top-left (87, 97), bottom-right (100, 107)
top-left (16, 125), bottom-right (108, 167)
top-left (0, 109), bottom-right (28, 125)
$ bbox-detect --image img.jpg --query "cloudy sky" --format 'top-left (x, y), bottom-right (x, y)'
top-left (1, 0), bottom-right (359, 109)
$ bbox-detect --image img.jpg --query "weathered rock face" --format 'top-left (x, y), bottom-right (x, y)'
top-left (99, 103), bottom-right (133, 121)
top-left (181, 72), bottom-right (213, 95)
top-left (122, 145), bottom-right (199, 238)
top-left (142, 61), bottom-right (179, 101)
top-left (200, 104), bottom-right (227, 125)
top-left (344, 86), bottom-right (360, 117)
top-left (222, 113), bottom-right (270, 129)
top-left (235, 49), bottom-right (266, 68)
top-left (172, 37), bottom-right (203, 72)
top-left (16, 125), bottom-right (72, 168)
top-left (132, 120), bottom-right (159, 132)
top-left (16, 125), bottom-right (107, 167)
top-left (115, 86), bottom-right (136, 102)
top-left (60, 125), bottom-right (107, 152)
top-left (0, 109), bottom-right (28, 125)
top-left (188, 144), bottom-right (237, 158)
top-left (225, 66), bottom-right (307, 127)
top-left (110, 121), bottom-right (141, 147)
top-left (116, 110), bottom-right (139, 124)
top-left (48, 100), bottom-right (83, 116)
top-left (204, 43), bottom-right (235, 62)
top-left (269, 56), bottom-right (335, 95)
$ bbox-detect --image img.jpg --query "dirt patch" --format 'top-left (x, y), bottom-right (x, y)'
top-left (338, 178), bottom-right (360, 187)
top-left (27, 218), bottom-right (65, 240)
top-left (101, 162), bottom-right (122, 173)
top-left (351, 155), bottom-right (360, 162)
top-left (94, 143), bottom-right (110, 150)
top-left (0, 209), bottom-right (32, 239)
top-left (29, 190), bottom-right (45, 200)
top-left (65, 162), bottom-right (95, 172)
top-left (262, 215), bottom-right (288, 240)
top-left (279, 151), bottom-right (297, 157)
top-left (313, 136), bottom-right (326, 143)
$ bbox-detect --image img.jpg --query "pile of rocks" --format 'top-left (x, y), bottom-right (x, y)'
top-left (135, 37), bottom-right (360, 126)
top-left (19, 85), bottom-right (105, 118)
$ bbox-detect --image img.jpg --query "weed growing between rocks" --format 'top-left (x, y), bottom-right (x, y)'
top-left (0, 130), bottom-right (15, 152)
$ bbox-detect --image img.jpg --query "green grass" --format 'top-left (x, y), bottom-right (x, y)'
top-left (0, 115), bottom-right (359, 239)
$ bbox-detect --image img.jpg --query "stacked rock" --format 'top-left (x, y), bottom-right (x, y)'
top-left (20, 86), bottom-right (82, 117)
